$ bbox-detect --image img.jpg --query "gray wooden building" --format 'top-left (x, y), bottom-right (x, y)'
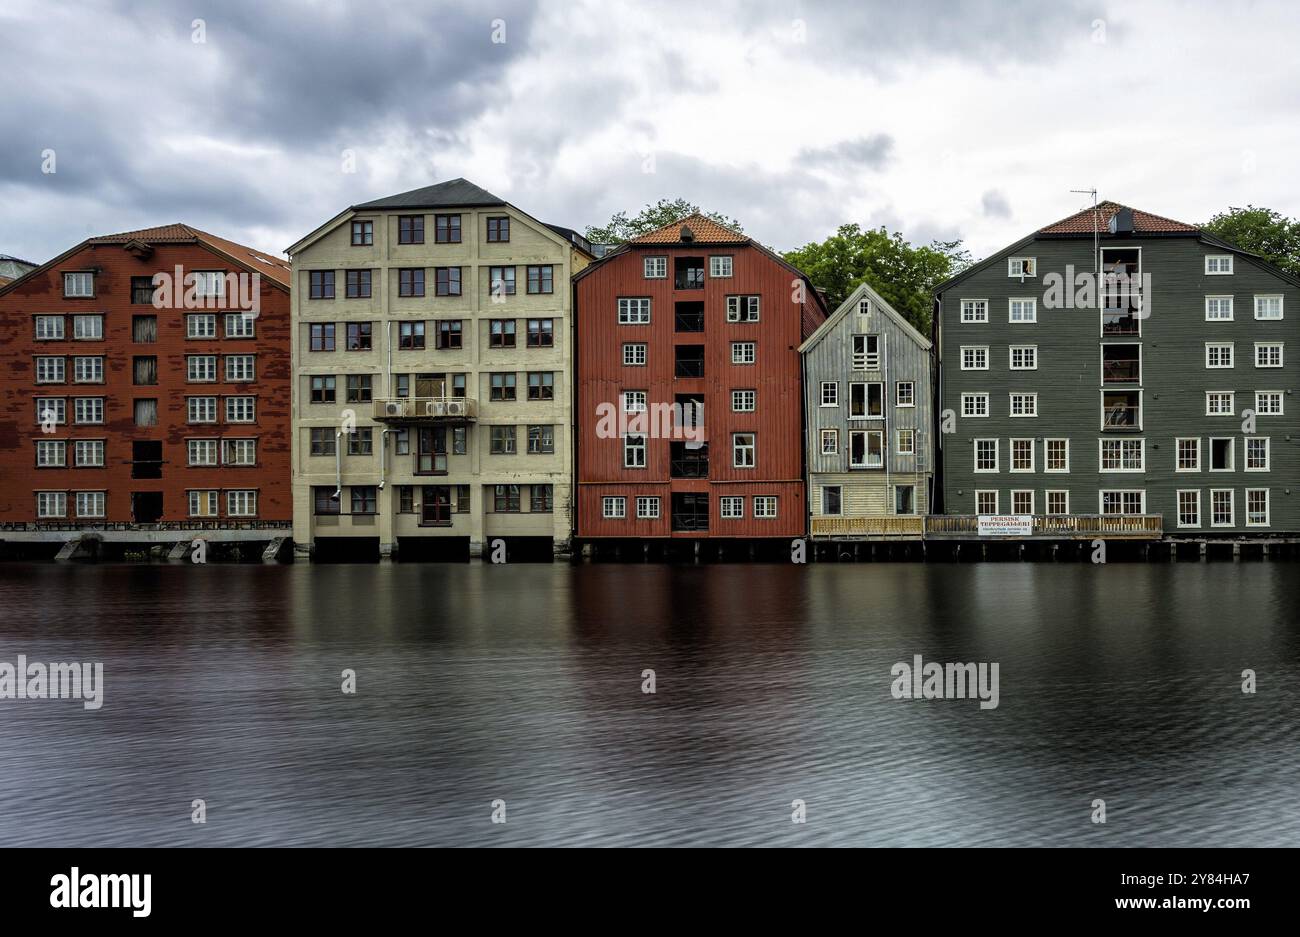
top-left (801, 282), bottom-right (933, 539)
top-left (933, 201), bottom-right (1300, 538)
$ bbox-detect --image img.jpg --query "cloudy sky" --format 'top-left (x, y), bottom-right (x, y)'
top-left (2, 0), bottom-right (1298, 265)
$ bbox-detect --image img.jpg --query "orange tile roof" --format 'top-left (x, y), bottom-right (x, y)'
top-left (629, 213), bottom-right (749, 245)
top-left (1038, 201), bottom-right (1199, 235)
top-left (87, 223), bottom-right (291, 287)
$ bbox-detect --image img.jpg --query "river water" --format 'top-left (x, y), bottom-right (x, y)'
top-left (0, 560), bottom-right (1296, 846)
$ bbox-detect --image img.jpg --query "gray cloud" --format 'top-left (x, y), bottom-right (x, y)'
top-left (981, 189), bottom-right (1012, 218)
top-left (800, 135), bottom-right (894, 171)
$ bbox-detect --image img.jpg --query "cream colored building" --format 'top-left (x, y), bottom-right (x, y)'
top-left (287, 179), bottom-right (592, 561)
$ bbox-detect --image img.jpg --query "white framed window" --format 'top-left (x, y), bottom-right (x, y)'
top-left (732, 432), bottom-right (756, 468)
top-left (36, 491), bottom-right (67, 518)
top-left (1204, 255), bottom-right (1233, 275)
top-left (623, 434), bottom-right (646, 468)
top-left (223, 438), bottom-right (257, 466)
top-left (820, 382), bottom-right (838, 407)
top-left (187, 439), bottom-right (218, 466)
top-left (708, 256), bottom-right (733, 278)
top-left (1209, 437), bottom-right (1235, 472)
top-left (974, 438), bottom-right (998, 473)
top-left (1176, 438), bottom-right (1200, 472)
top-left (896, 429), bottom-right (915, 455)
top-left (1008, 298), bottom-right (1037, 323)
top-left (1255, 391), bottom-right (1283, 415)
top-left (1205, 296), bottom-right (1233, 321)
top-left (622, 343), bottom-right (647, 366)
top-left (73, 397), bottom-right (104, 424)
top-left (617, 298), bottom-right (651, 324)
top-left (848, 382), bottom-right (883, 419)
top-left (726, 296), bottom-right (760, 322)
top-left (1045, 490), bottom-right (1069, 515)
top-left (1209, 488), bottom-right (1234, 527)
top-left (1254, 295), bottom-right (1283, 320)
top-left (1009, 345), bottom-right (1037, 370)
top-left (1100, 490), bottom-right (1146, 516)
top-left (225, 355), bottom-right (255, 382)
top-left (187, 314), bottom-right (216, 339)
top-left (1205, 343), bottom-right (1234, 368)
top-left (35, 315), bottom-right (65, 340)
top-left (188, 396), bottom-right (218, 423)
top-left (73, 439), bottom-right (104, 467)
top-left (636, 496), bottom-right (660, 520)
top-left (1205, 392), bottom-right (1234, 416)
top-left (960, 299), bottom-right (988, 323)
top-left (1009, 393), bottom-right (1038, 417)
top-left (960, 346), bottom-right (988, 370)
top-left (1100, 438), bottom-right (1144, 472)
top-left (820, 428), bottom-right (838, 455)
top-left (75, 491), bottom-right (105, 518)
top-left (851, 334), bottom-right (880, 370)
top-left (602, 496), bottom-right (626, 519)
top-left (1245, 437), bottom-right (1270, 471)
top-left (35, 356), bottom-right (65, 383)
top-left (194, 271), bottom-right (226, 298)
top-left (36, 440), bottom-right (66, 467)
top-left (226, 396), bottom-right (256, 423)
top-left (621, 390), bottom-right (647, 413)
top-left (1008, 257), bottom-right (1037, 278)
top-left (896, 382), bottom-right (914, 407)
top-left (753, 496), bottom-right (777, 518)
top-left (1009, 438), bottom-right (1034, 472)
top-left (187, 355), bottom-right (217, 382)
top-left (731, 342), bottom-right (756, 365)
top-left (732, 389), bottom-right (756, 412)
top-left (73, 356), bottom-right (103, 383)
top-left (975, 490), bottom-right (998, 514)
top-left (188, 490), bottom-right (219, 518)
top-left (821, 486), bottom-right (842, 516)
top-left (720, 496), bottom-right (744, 519)
top-left (643, 256), bottom-right (667, 279)
top-left (1255, 343), bottom-right (1283, 368)
top-left (226, 490), bottom-right (257, 517)
top-left (63, 272), bottom-right (94, 297)
top-left (1010, 490), bottom-right (1034, 514)
top-left (225, 312), bottom-right (256, 338)
top-left (1044, 438), bottom-right (1069, 473)
top-left (1177, 490), bottom-right (1201, 528)
top-left (961, 392), bottom-right (989, 418)
top-left (35, 398), bottom-right (66, 425)
top-left (849, 430), bottom-right (884, 468)
top-left (1245, 488), bottom-right (1270, 526)
top-left (72, 314), bottom-right (103, 339)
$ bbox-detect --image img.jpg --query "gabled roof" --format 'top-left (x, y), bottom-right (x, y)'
top-left (799, 281), bottom-right (931, 354)
top-left (629, 213), bottom-right (749, 245)
top-left (352, 177), bottom-right (506, 211)
top-left (0, 224), bottom-right (291, 296)
top-left (1038, 200), bottom-right (1199, 235)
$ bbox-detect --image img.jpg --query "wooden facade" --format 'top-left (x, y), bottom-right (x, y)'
top-left (575, 215), bottom-right (826, 539)
top-left (801, 282), bottom-right (934, 539)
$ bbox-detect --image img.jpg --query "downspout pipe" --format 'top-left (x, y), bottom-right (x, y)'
top-left (378, 429), bottom-right (389, 489)
top-left (333, 431), bottom-right (343, 498)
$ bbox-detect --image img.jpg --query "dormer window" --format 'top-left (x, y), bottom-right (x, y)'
top-left (63, 272), bottom-right (94, 298)
top-left (1008, 257), bottom-right (1036, 278)
top-left (1205, 254), bottom-right (1233, 275)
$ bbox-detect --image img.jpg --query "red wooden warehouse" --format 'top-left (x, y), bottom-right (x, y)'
top-left (0, 225), bottom-right (292, 555)
top-left (574, 215), bottom-right (826, 541)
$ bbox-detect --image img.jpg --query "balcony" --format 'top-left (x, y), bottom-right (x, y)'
top-left (674, 301), bottom-right (704, 332)
top-left (674, 257), bottom-right (704, 290)
top-left (674, 346), bottom-right (704, 378)
top-left (1102, 391), bottom-right (1141, 430)
top-left (671, 493), bottom-right (709, 532)
top-left (924, 515), bottom-right (1162, 540)
top-left (810, 516), bottom-right (924, 539)
top-left (1102, 345), bottom-right (1141, 383)
top-left (373, 396), bottom-right (477, 423)
top-left (1102, 311), bottom-right (1141, 335)
top-left (670, 441), bottom-right (709, 478)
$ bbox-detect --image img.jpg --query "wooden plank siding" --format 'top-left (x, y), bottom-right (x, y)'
top-left (802, 283), bottom-right (934, 538)
top-left (935, 214), bottom-right (1300, 534)
top-left (575, 230), bottom-right (825, 538)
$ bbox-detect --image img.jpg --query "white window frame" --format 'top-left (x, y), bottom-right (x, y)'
top-left (187, 314), bottom-right (217, 339)
top-left (1205, 391), bottom-right (1235, 416)
top-left (1204, 254), bottom-right (1233, 275)
top-left (226, 396), bottom-right (256, 423)
top-left (973, 438), bottom-right (999, 473)
top-left (35, 315), bottom-right (65, 340)
top-left (72, 314), bottom-right (103, 340)
top-left (1009, 345), bottom-right (1037, 370)
top-left (1209, 488), bottom-right (1234, 528)
top-left (1255, 391), bottom-right (1284, 416)
top-left (36, 439), bottom-right (66, 467)
top-left (1245, 437), bottom-right (1270, 472)
top-left (643, 256), bottom-right (667, 279)
top-left (731, 389), bottom-right (756, 412)
top-left (73, 397), bottom-right (104, 425)
top-left (223, 438), bottom-right (257, 466)
top-left (849, 429), bottom-right (884, 469)
top-left (1009, 438), bottom-right (1035, 473)
top-left (1205, 295), bottom-right (1234, 321)
top-left (617, 298), bottom-right (651, 325)
top-left (635, 496), bottom-right (660, 520)
top-left (1008, 257), bottom-right (1037, 278)
top-left (1010, 490), bottom-right (1034, 515)
top-left (1045, 490), bottom-right (1070, 516)
top-left (1254, 295), bottom-right (1284, 320)
top-left (960, 346), bottom-right (988, 370)
top-left (187, 355), bottom-right (218, 383)
top-left (1205, 342), bottom-right (1234, 369)
top-left (895, 382), bottom-right (914, 407)
top-left (1176, 489), bottom-right (1201, 529)
top-left (1245, 488), bottom-right (1270, 527)
top-left (602, 496), bottom-right (626, 519)
top-left (621, 390), bottom-right (647, 413)
top-left (975, 490), bottom-right (999, 514)
top-left (731, 342), bottom-right (756, 365)
top-left (960, 299), bottom-right (988, 323)
top-left (896, 428), bottom-right (915, 456)
top-left (752, 496), bottom-right (778, 519)
top-left (622, 343), bottom-right (647, 366)
top-left (732, 432), bottom-right (756, 469)
top-left (820, 428), bottom-right (838, 455)
top-left (708, 255), bottom-right (733, 278)
top-left (187, 439), bottom-right (218, 466)
top-left (820, 381), bottom-right (838, 407)
top-left (1254, 342), bottom-right (1283, 368)
top-left (226, 490), bottom-right (257, 517)
top-left (726, 295), bottom-right (760, 322)
top-left (72, 356), bottom-right (103, 383)
top-left (35, 356), bottom-right (65, 384)
top-left (719, 496), bottom-right (744, 519)
top-left (1009, 393), bottom-right (1038, 417)
top-left (1008, 297), bottom-right (1037, 323)
top-left (961, 393), bottom-right (989, 418)
top-left (189, 490), bottom-right (219, 518)
top-left (75, 491), bottom-right (105, 518)
top-left (188, 396), bottom-right (218, 424)
top-left (1175, 437), bottom-right (1201, 473)
top-left (73, 439), bottom-right (104, 467)
top-left (63, 272), bottom-right (94, 297)
top-left (1099, 438), bottom-right (1145, 472)
top-left (622, 435), bottom-right (646, 469)
top-left (36, 491), bottom-right (67, 518)
top-left (1099, 489), bottom-right (1147, 516)
top-left (225, 354), bottom-right (256, 382)
top-left (225, 312), bottom-right (256, 338)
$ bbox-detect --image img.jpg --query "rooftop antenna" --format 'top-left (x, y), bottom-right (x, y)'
top-left (1071, 187), bottom-right (1099, 281)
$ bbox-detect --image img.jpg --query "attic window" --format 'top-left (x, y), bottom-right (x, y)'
top-left (679, 225), bottom-right (695, 242)
top-left (1205, 255), bottom-right (1233, 275)
top-left (1008, 257), bottom-right (1036, 278)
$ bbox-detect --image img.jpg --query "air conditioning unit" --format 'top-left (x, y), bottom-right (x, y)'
top-left (424, 400), bottom-right (441, 417)
top-left (445, 400), bottom-right (465, 417)
top-left (384, 401), bottom-right (402, 416)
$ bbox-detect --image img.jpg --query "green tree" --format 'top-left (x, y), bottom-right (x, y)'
top-left (1202, 205), bottom-right (1300, 278)
top-left (783, 225), bottom-right (974, 333)
top-left (584, 198), bottom-right (743, 246)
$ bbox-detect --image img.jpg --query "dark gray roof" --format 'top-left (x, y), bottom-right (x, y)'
top-left (544, 223), bottom-right (595, 256)
top-left (351, 177), bottom-right (506, 211)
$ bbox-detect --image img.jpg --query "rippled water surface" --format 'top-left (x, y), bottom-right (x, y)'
top-left (0, 561), bottom-right (1297, 846)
